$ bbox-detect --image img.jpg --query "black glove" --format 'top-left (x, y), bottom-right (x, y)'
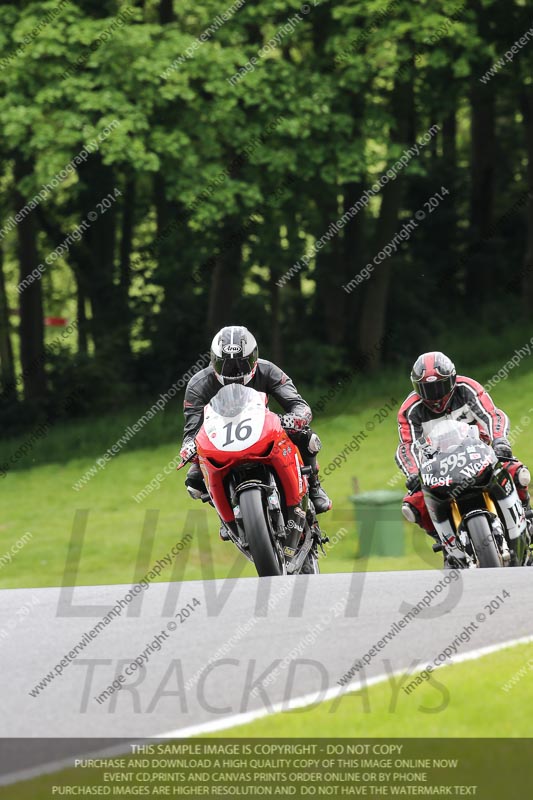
top-left (405, 474), bottom-right (421, 493)
top-left (493, 439), bottom-right (513, 460)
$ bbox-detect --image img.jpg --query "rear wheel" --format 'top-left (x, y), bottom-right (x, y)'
top-left (239, 487), bottom-right (284, 576)
top-left (465, 514), bottom-right (502, 568)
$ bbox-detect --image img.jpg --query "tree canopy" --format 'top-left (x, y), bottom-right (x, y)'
top-left (0, 0), bottom-right (532, 427)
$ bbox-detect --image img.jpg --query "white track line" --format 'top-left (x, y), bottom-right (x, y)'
top-left (158, 632), bottom-right (533, 738)
top-left (2, 633), bottom-right (533, 788)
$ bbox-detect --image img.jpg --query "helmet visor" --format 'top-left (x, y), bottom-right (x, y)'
top-left (416, 375), bottom-right (455, 403)
top-left (214, 355), bottom-right (255, 382)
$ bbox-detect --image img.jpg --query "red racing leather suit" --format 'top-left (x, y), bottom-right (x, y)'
top-left (395, 376), bottom-right (525, 532)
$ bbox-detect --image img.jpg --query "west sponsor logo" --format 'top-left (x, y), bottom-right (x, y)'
top-left (460, 458), bottom-right (490, 480)
top-left (459, 463), bottom-right (481, 479)
top-left (421, 473), bottom-right (452, 487)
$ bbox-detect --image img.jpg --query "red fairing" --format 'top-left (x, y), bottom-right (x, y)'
top-left (196, 409), bottom-right (308, 523)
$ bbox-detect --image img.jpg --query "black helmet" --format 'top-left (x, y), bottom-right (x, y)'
top-left (411, 351), bottom-right (456, 413)
top-left (210, 326), bottom-right (258, 386)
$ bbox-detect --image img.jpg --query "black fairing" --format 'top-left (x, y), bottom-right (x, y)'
top-left (420, 437), bottom-right (499, 524)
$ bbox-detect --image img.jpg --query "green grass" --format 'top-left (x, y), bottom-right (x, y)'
top-left (2, 363), bottom-right (533, 589)
top-left (0, 402), bottom-right (432, 589)
top-left (3, 643), bottom-right (532, 799)
top-left (204, 641), bottom-right (533, 738)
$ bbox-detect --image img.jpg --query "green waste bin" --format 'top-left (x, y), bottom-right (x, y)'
top-left (350, 490), bottom-right (405, 557)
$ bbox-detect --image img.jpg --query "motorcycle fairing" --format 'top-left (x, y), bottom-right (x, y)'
top-left (196, 385), bottom-right (308, 522)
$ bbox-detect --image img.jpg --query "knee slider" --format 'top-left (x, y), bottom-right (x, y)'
top-left (308, 432), bottom-right (322, 454)
top-left (517, 466), bottom-right (531, 487)
top-left (402, 502), bottom-right (419, 524)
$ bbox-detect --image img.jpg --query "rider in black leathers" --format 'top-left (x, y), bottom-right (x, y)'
top-left (180, 326), bottom-right (332, 526)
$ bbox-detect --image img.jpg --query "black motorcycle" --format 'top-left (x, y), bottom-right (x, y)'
top-left (414, 420), bottom-right (530, 568)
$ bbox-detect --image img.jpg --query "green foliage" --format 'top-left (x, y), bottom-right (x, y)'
top-left (0, 0), bottom-right (531, 428)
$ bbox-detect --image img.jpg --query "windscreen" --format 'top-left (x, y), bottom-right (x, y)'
top-left (425, 419), bottom-right (479, 453)
top-left (209, 383), bottom-right (259, 418)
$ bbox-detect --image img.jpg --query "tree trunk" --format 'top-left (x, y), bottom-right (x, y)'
top-left (286, 207), bottom-right (308, 325)
top-left (442, 108), bottom-right (457, 171)
top-left (14, 158), bottom-right (47, 404)
top-left (442, 95), bottom-right (460, 297)
top-left (342, 179), bottom-right (367, 349)
top-left (313, 187), bottom-right (346, 347)
top-left (207, 224), bottom-right (243, 332)
top-left (269, 273), bottom-right (283, 364)
top-left (356, 83), bottom-right (409, 369)
top-left (467, 79), bottom-right (495, 298)
top-left (35, 206), bottom-right (90, 358)
top-left (158, 0), bottom-right (174, 23)
top-left (521, 86), bottom-right (533, 314)
top-left (76, 272), bottom-right (88, 357)
top-left (268, 229), bottom-right (284, 364)
top-left (357, 177), bottom-right (404, 369)
top-left (119, 177), bottom-right (135, 337)
top-left (470, 83), bottom-right (495, 235)
top-left (76, 155), bottom-right (129, 366)
top-left (120, 179), bottom-right (135, 291)
top-left (0, 246), bottom-right (16, 399)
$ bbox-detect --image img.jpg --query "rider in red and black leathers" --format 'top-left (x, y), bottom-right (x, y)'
top-left (396, 351), bottom-right (531, 534)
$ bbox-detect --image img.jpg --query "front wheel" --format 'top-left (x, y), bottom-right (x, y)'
top-left (239, 487), bottom-right (284, 577)
top-left (465, 514), bottom-right (503, 568)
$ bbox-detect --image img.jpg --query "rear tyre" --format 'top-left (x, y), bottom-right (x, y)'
top-left (465, 514), bottom-right (502, 568)
top-left (239, 487), bottom-right (284, 577)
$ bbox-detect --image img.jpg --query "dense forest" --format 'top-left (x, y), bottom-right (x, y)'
top-left (0, 0), bottom-right (532, 431)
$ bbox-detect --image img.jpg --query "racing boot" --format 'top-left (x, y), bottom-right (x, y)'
top-left (219, 523), bottom-right (231, 541)
top-left (185, 463), bottom-right (206, 500)
top-left (297, 437), bottom-right (332, 514)
top-left (308, 471), bottom-right (332, 514)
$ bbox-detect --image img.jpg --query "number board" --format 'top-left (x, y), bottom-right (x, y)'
top-left (204, 401), bottom-right (266, 452)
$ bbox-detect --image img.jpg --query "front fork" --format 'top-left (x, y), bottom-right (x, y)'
top-left (451, 493), bottom-right (526, 566)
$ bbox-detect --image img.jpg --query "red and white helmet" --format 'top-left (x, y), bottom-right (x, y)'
top-left (411, 351), bottom-right (456, 413)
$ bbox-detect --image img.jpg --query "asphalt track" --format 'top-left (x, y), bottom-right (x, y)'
top-left (1, 568), bottom-right (533, 782)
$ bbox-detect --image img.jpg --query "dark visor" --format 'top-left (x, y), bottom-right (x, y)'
top-left (418, 375), bottom-right (454, 402)
top-left (214, 355), bottom-right (254, 379)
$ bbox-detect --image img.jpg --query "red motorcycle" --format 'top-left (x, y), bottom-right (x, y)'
top-left (178, 384), bottom-right (326, 576)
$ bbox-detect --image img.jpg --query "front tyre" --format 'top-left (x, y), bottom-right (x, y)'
top-left (239, 487), bottom-right (284, 577)
top-left (465, 514), bottom-right (503, 568)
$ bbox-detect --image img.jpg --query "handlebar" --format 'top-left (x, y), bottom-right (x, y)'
top-left (176, 453), bottom-right (195, 470)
